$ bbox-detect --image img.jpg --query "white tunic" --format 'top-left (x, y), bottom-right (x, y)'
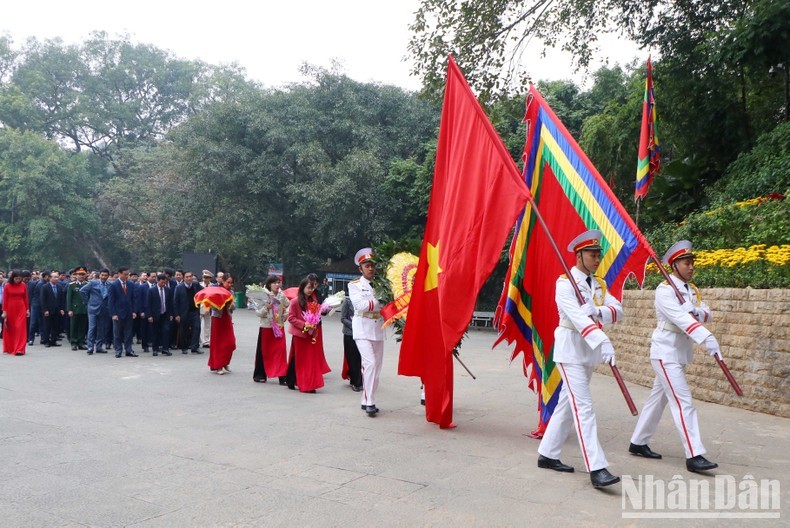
top-left (650, 275), bottom-right (712, 364)
top-left (348, 276), bottom-right (384, 342)
top-left (553, 266), bottom-right (623, 366)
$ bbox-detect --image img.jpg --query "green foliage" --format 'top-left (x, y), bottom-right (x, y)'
top-left (708, 122), bottom-right (790, 203)
top-left (647, 198), bottom-right (789, 251)
top-left (0, 128), bottom-right (99, 269)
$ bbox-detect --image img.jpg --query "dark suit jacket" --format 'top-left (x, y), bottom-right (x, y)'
top-left (146, 285), bottom-right (172, 322)
top-left (40, 281), bottom-right (64, 315)
top-left (173, 282), bottom-right (203, 319)
top-left (28, 279), bottom-right (43, 308)
top-left (107, 280), bottom-right (136, 319)
top-left (133, 282), bottom-right (150, 315)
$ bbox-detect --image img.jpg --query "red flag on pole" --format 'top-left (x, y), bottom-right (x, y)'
top-left (635, 56), bottom-right (660, 201)
top-left (398, 56), bottom-right (531, 428)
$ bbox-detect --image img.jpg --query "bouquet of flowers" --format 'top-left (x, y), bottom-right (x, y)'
top-left (319, 291), bottom-right (345, 316)
top-left (302, 301), bottom-right (322, 344)
top-left (271, 298), bottom-right (284, 339)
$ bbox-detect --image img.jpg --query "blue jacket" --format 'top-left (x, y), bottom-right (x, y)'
top-left (80, 279), bottom-right (110, 316)
top-left (28, 279), bottom-right (43, 308)
top-left (133, 282), bottom-right (150, 315)
top-left (107, 279), bottom-right (137, 319)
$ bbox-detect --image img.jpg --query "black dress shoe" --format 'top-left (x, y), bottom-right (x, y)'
top-left (51, 343), bottom-right (61, 347)
top-left (45, 344), bottom-right (52, 348)
top-left (253, 377), bottom-right (266, 383)
top-left (351, 385), bottom-right (362, 392)
top-left (308, 390), bottom-right (316, 393)
top-left (27, 341), bottom-right (34, 346)
top-left (115, 353), bottom-right (122, 358)
top-left (161, 351), bottom-right (172, 356)
top-left (96, 348), bottom-right (107, 354)
top-left (191, 349), bottom-right (202, 354)
top-left (125, 352), bottom-right (139, 357)
top-left (182, 349), bottom-right (188, 354)
top-left (278, 378), bottom-right (287, 385)
top-left (153, 351), bottom-right (158, 356)
top-left (537, 455), bottom-right (575, 473)
top-left (420, 399), bottom-right (426, 406)
top-left (686, 455), bottom-right (718, 473)
top-left (71, 345), bottom-right (78, 350)
top-left (142, 348), bottom-right (149, 353)
top-left (629, 443), bottom-right (662, 459)
top-left (79, 345), bottom-right (88, 350)
top-left (87, 350), bottom-right (93, 355)
top-left (365, 405), bottom-right (379, 416)
top-left (590, 468), bottom-right (620, 488)
top-left (288, 384), bottom-right (296, 390)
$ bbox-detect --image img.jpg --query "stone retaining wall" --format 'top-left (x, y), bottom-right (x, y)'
top-left (599, 288), bottom-right (790, 418)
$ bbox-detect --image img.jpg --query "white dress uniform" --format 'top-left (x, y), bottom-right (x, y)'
top-left (348, 275), bottom-right (384, 408)
top-left (538, 265), bottom-right (623, 472)
top-left (630, 273), bottom-right (713, 459)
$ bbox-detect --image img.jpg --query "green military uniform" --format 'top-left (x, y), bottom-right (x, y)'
top-left (66, 267), bottom-right (89, 349)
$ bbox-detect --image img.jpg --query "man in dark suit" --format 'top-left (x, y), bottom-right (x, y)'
top-left (40, 271), bottom-right (65, 347)
top-left (27, 270), bottom-right (43, 345)
top-left (107, 267), bottom-right (138, 358)
top-left (173, 271), bottom-right (203, 354)
top-left (146, 274), bottom-right (173, 356)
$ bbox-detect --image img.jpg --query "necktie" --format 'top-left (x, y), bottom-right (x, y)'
top-left (122, 281), bottom-right (126, 294)
top-left (160, 287), bottom-right (165, 314)
top-left (586, 277), bottom-right (592, 287)
top-left (52, 284), bottom-right (57, 295)
top-left (101, 282), bottom-right (107, 299)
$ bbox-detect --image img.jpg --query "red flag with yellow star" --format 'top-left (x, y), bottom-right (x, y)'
top-left (398, 56), bottom-right (531, 428)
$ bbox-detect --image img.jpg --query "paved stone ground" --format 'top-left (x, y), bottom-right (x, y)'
top-left (1, 309), bottom-right (787, 527)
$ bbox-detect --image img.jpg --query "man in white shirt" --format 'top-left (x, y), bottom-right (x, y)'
top-left (629, 240), bottom-right (720, 473)
top-left (537, 229), bottom-right (623, 488)
top-left (348, 248), bottom-right (384, 417)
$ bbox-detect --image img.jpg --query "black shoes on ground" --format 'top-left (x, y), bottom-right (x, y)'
top-left (629, 443), bottom-right (662, 459)
top-left (686, 455), bottom-right (718, 473)
top-left (537, 455), bottom-right (574, 473)
top-left (590, 468), bottom-right (621, 488)
top-left (365, 405), bottom-right (379, 416)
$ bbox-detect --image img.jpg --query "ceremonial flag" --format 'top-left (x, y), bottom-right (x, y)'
top-left (399, 56), bottom-right (531, 428)
top-left (495, 84), bottom-right (655, 436)
top-left (635, 56), bottom-right (660, 201)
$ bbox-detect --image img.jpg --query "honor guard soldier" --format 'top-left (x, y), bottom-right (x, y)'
top-left (629, 241), bottom-right (720, 473)
top-left (66, 266), bottom-right (90, 351)
top-left (537, 229), bottom-right (624, 488)
top-left (348, 248), bottom-right (384, 417)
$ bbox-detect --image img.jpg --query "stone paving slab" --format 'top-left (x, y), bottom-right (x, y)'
top-left (0, 309), bottom-right (787, 526)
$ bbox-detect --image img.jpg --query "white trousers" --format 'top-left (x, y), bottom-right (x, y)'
top-left (356, 339), bottom-right (384, 407)
top-left (200, 312), bottom-right (211, 346)
top-left (538, 363), bottom-right (609, 472)
top-left (631, 359), bottom-right (706, 459)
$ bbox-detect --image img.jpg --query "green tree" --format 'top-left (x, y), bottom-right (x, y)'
top-left (0, 128), bottom-right (99, 268)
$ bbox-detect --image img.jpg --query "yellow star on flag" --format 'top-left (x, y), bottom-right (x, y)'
top-left (425, 241), bottom-right (442, 291)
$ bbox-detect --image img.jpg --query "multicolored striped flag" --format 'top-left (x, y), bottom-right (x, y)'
top-left (635, 56), bottom-right (660, 201)
top-left (495, 84), bottom-right (655, 437)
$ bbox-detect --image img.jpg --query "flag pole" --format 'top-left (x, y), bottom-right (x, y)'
top-left (648, 255), bottom-right (743, 396)
top-left (635, 198), bottom-right (641, 228)
top-left (523, 194), bottom-right (639, 416)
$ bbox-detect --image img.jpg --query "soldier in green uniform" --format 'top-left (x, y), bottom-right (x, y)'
top-left (66, 266), bottom-right (90, 351)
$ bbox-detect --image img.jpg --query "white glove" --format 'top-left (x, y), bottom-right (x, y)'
top-left (705, 334), bottom-right (722, 360)
top-left (584, 299), bottom-right (600, 318)
top-left (600, 340), bottom-right (615, 365)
